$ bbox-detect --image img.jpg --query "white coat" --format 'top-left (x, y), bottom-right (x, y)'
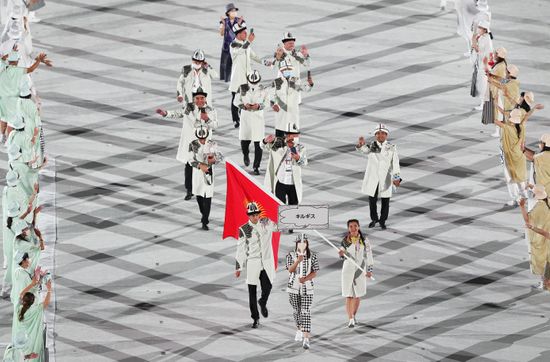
top-left (164, 103), bottom-right (218, 164)
top-left (474, 32), bottom-right (493, 100)
top-left (273, 48), bottom-right (311, 79)
top-left (264, 141), bottom-right (308, 203)
top-left (270, 77), bottom-right (311, 132)
top-left (229, 39), bottom-right (263, 93)
top-left (455, 0), bottom-right (478, 49)
top-left (357, 140), bottom-right (400, 198)
top-left (176, 65), bottom-right (217, 104)
top-left (233, 83), bottom-right (268, 141)
top-left (341, 236), bottom-right (374, 298)
top-left (187, 139), bottom-right (223, 198)
top-left (235, 218), bottom-right (278, 285)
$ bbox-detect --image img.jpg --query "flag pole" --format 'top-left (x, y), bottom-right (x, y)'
top-left (313, 229), bottom-right (367, 274)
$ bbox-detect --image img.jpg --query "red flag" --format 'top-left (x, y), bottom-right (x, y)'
top-left (223, 159), bottom-right (283, 269)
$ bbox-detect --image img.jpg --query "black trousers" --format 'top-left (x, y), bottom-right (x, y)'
top-left (196, 196), bottom-right (211, 225)
top-left (241, 140), bottom-right (263, 169)
top-left (369, 185), bottom-right (390, 223)
top-left (248, 270), bottom-right (272, 320)
top-left (185, 163), bottom-right (193, 194)
top-left (275, 129), bottom-right (285, 138)
top-left (231, 92), bottom-right (240, 125)
top-left (219, 50), bottom-right (232, 82)
top-left (275, 182), bottom-right (299, 205)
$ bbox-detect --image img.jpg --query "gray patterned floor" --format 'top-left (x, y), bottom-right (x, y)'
top-left (1, 0), bottom-right (550, 361)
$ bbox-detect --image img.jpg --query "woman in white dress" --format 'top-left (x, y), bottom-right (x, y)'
top-left (471, 20), bottom-right (493, 110)
top-left (338, 219), bottom-right (374, 328)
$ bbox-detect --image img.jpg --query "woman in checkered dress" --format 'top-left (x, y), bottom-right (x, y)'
top-left (286, 234), bottom-right (319, 350)
top-left (339, 219), bottom-right (374, 328)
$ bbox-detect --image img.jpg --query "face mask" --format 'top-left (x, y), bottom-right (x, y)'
top-left (282, 70), bottom-right (293, 78)
top-left (192, 63), bottom-right (202, 70)
top-left (297, 242), bottom-right (306, 255)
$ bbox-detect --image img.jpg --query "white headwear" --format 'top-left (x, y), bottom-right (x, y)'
top-left (477, 0), bottom-right (489, 12)
top-left (507, 64), bottom-right (519, 78)
top-left (192, 49), bottom-right (205, 62)
top-left (8, 114), bottom-right (25, 129)
top-left (7, 50), bottom-right (20, 62)
top-left (533, 184), bottom-right (548, 200)
top-left (11, 219), bottom-right (29, 236)
top-left (247, 70), bottom-right (261, 84)
top-left (232, 20), bottom-right (247, 34)
top-left (282, 32), bottom-right (296, 42)
top-left (374, 123), bottom-right (389, 135)
top-left (7, 201), bottom-right (21, 217)
top-left (540, 134), bottom-right (550, 147)
top-left (7, 143), bottom-right (22, 161)
top-left (6, 170), bottom-right (20, 187)
top-left (524, 91), bottom-right (535, 107)
top-left (13, 250), bottom-right (29, 266)
top-left (478, 20), bottom-right (490, 31)
top-left (508, 109), bottom-right (523, 124)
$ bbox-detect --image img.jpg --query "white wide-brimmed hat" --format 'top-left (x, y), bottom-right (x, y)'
top-left (533, 184), bottom-right (548, 200)
top-left (7, 201), bottom-right (21, 218)
top-left (6, 170), bottom-right (20, 187)
top-left (507, 64), bottom-right (519, 78)
top-left (495, 47), bottom-right (508, 59)
top-left (478, 20), bottom-right (490, 31)
top-left (524, 91), bottom-right (535, 107)
top-left (540, 133), bottom-right (550, 147)
top-left (509, 108), bottom-right (522, 124)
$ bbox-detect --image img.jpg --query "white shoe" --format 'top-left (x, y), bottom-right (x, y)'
top-left (2, 257), bottom-right (6, 269)
top-left (506, 200), bottom-right (516, 206)
top-left (491, 130), bottom-right (500, 138)
top-left (348, 319), bottom-right (355, 328)
top-left (463, 51), bottom-right (471, 57)
top-left (532, 281), bottom-right (544, 290)
top-left (294, 330), bottom-right (303, 342)
top-left (28, 12), bottom-right (41, 23)
top-left (302, 338), bottom-right (310, 350)
top-left (353, 317), bottom-right (358, 325)
top-left (440, 0), bottom-right (447, 10)
top-left (474, 104), bottom-right (484, 111)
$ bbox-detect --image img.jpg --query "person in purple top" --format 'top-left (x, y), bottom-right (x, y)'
top-left (219, 3), bottom-right (241, 82)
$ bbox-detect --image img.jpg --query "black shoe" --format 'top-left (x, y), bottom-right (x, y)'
top-left (258, 300), bottom-right (268, 318)
top-left (380, 222), bottom-right (387, 230)
top-left (368, 220), bottom-right (378, 228)
top-left (244, 154), bottom-right (250, 167)
top-left (184, 192), bottom-right (193, 201)
top-left (288, 229), bottom-right (294, 234)
top-left (253, 168), bottom-right (260, 175)
top-left (252, 319), bottom-right (259, 328)
top-left (234, 122), bottom-right (240, 128)
top-left (201, 223), bottom-right (209, 231)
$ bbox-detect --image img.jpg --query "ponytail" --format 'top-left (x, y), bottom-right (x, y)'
top-left (18, 293), bottom-right (35, 321)
top-left (515, 124), bottom-right (521, 138)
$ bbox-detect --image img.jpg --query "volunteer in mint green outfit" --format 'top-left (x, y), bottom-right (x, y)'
top-left (2, 331), bottom-right (38, 362)
top-left (10, 251), bottom-right (39, 306)
top-left (18, 78), bottom-right (44, 169)
top-left (14, 278), bottom-right (51, 362)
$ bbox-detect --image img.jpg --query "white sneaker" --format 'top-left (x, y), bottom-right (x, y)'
top-left (491, 130), bottom-right (500, 138)
top-left (2, 257), bottom-right (6, 269)
top-left (474, 104), bottom-right (484, 111)
top-left (353, 317), bottom-right (358, 325)
top-left (506, 200), bottom-right (516, 206)
top-left (533, 281), bottom-right (544, 290)
top-left (302, 338), bottom-right (310, 350)
top-left (348, 319), bottom-right (355, 328)
top-left (294, 330), bottom-right (303, 342)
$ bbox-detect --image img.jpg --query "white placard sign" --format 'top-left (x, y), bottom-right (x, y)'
top-left (278, 205), bottom-right (329, 229)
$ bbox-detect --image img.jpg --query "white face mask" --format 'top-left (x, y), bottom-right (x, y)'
top-left (192, 63), bottom-right (202, 70)
top-left (297, 242), bottom-right (306, 255)
top-left (282, 70), bottom-right (293, 78)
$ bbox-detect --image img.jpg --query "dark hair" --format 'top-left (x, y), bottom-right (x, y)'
top-left (18, 292), bottom-right (35, 321)
top-left (294, 238), bottom-right (311, 259)
top-left (542, 146), bottom-right (550, 152)
top-left (6, 217), bottom-right (13, 229)
top-left (488, 32), bottom-right (493, 40)
top-left (515, 123), bottom-right (522, 138)
top-left (544, 198), bottom-right (550, 210)
top-left (346, 219), bottom-right (366, 246)
top-left (19, 252), bottom-right (29, 266)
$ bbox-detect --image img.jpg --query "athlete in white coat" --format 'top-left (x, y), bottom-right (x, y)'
top-left (155, 87), bottom-right (218, 200)
top-left (228, 20), bottom-right (268, 128)
top-left (270, 60), bottom-right (313, 137)
top-left (356, 124), bottom-right (401, 229)
top-left (176, 49), bottom-right (218, 105)
top-left (263, 125), bottom-right (308, 208)
top-left (187, 125), bottom-right (223, 231)
top-left (235, 202), bottom-right (278, 328)
top-left (234, 70), bottom-right (267, 175)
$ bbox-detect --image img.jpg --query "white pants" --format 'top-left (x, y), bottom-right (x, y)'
top-left (503, 163), bottom-right (527, 201)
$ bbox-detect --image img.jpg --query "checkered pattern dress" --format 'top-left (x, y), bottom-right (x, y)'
top-left (286, 252), bottom-right (319, 332)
